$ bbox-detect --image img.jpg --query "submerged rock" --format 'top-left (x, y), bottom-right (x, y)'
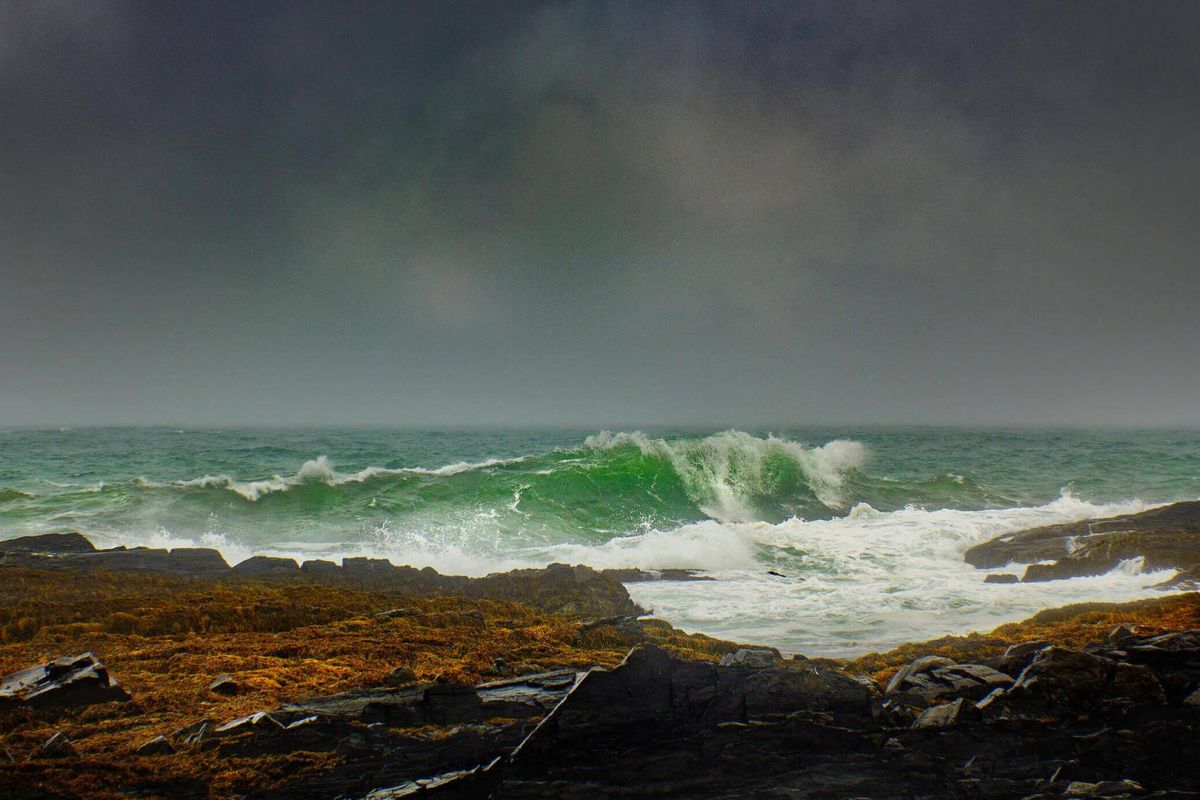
top-left (0, 652), bottom-right (130, 710)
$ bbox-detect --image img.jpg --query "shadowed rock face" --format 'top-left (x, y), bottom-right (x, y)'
top-left (0, 534), bottom-right (642, 618)
top-left (963, 501), bottom-right (1200, 582)
top-left (315, 635), bottom-right (1200, 799)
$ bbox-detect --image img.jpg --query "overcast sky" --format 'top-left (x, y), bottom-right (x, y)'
top-left (2, 1), bottom-right (1199, 428)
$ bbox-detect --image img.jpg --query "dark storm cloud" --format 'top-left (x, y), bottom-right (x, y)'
top-left (2, 1), bottom-right (1199, 427)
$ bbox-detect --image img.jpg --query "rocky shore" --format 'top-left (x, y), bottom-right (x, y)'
top-left (3, 509), bottom-right (1200, 799)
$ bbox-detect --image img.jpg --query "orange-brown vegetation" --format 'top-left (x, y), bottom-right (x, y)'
top-left (0, 567), bottom-right (735, 799)
top-left (847, 591), bottom-right (1200, 685)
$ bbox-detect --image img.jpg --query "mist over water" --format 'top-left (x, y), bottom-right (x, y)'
top-left (2, 427), bottom-right (1197, 655)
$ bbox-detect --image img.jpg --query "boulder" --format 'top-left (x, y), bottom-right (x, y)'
top-left (885, 655), bottom-right (955, 694)
top-left (984, 573), bottom-right (1020, 584)
top-left (993, 639), bottom-right (1051, 677)
top-left (0, 652), bottom-right (130, 709)
top-left (983, 647), bottom-right (1112, 718)
top-left (385, 666), bottom-right (418, 687)
top-left (0, 531), bottom-right (95, 554)
top-left (74, 547), bottom-right (173, 572)
top-left (232, 555), bottom-right (300, 578)
top-left (34, 731), bottom-right (77, 759)
top-left (168, 547), bottom-right (230, 576)
top-left (719, 647), bottom-right (781, 669)
top-left (209, 674), bottom-right (239, 695)
top-left (300, 559), bottom-right (341, 578)
top-left (912, 697), bottom-right (980, 729)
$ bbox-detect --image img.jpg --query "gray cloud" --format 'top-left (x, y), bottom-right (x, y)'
top-left (2, 1), bottom-right (1199, 427)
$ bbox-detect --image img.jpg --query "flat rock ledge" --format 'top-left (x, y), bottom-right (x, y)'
top-left (0, 532), bottom-right (641, 618)
top-left (965, 500), bottom-right (1200, 583)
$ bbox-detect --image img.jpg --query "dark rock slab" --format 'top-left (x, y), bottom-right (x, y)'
top-left (136, 735), bottom-right (176, 756)
top-left (33, 731), bottom-right (77, 759)
top-left (984, 572), bottom-right (1020, 584)
top-left (232, 555), bottom-right (301, 577)
top-left (209, 674), bottom-right (239, 695)
top-left (168, 547), bottom-right (230, 576)
top-left (0, 652), bottom-right (130, 710)
top-left (0, 531), bottom-right (95, 555)
top-left (599, 568), bottom-right (714, 583)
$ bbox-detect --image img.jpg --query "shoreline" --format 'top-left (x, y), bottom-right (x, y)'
top-left (3, 501), bottom-right (1200, 798)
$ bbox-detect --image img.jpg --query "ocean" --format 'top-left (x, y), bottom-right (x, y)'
top-left (1, 427), bottom-right (1197, 656)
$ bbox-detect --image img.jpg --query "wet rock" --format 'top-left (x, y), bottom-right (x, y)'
top-left (0, 652), bottom-right (130, 710)
top-left (912, 697), bottom-right (980, 729)
top-left (599, 568), bottom-right (714, 583)
top-left (171, 719), bottom-right (214, 745)
top-left (1184, 687), bottom-right (1200, 707)
top-left (1107, 662), bottom-right (1166, 705)
top-left (34, 731), bottom-right (78, 759)
top-left (0, 531), bottom-right (95, 554)
top-left (385, 666), bottom-right (418, 686)
top-left (232, 555), bottom-right (300, 578)
top-left (167, 547), bottom-right (229, 576)
top-left (299, 558), bottom-right (341, 578)
top-left (984, 572), bottom-right (1020, 583)
top-left (964, 500), bottom-right (1200, 580)
top-left (75, 547), bottom-right (174, 572)
top-left (985, 647), bottom-right (1112, 718)
top-left (893, 662), bottom-right (1015, 701)
top-left (209, 673), bottom-right (239, 695)
top-left (719, 647), bottom-right (781, 669)
top-left (136, 735), bottom-right (176, 756)
top-left (994, 639), bottom-right (1052, 677)
top-left (885, 655), bottom-right (955, 693)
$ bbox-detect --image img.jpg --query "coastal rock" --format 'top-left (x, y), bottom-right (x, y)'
top-left (168, 547), bottom-right (229, 576)
top-left (964, 500), bottom-right (1200, 581)
top-left (718, 647), bottom-right (781, 669)
top-left (232, 555), bottom-right (300, 578)
top-left (993, 639), bottom-right (1052, 677)
top-left (984, 647), bottom-right (1112, 718)
top-left (135, 735), bottom-right (176, 756)
top-left (209, 674), bottom-right (239, 695)
top-left (0, 652), bottom-right (131, 709)
top-left (984, 572), bottom-right (1020, 584)
top-left (385, 666), bottom-right (418, 686)
top-left (300, 558), bottom-right (341, 578)
top-left (887, 657), bottom-right (1012, 701)
top-left (911, 697), bottom-right (980, 728)
top-left (0, 531), bottom-right (95, 554)
top-left (75, 547), bottom-right (174, 572)
top-left (34, 731), bottom-right (78, 759)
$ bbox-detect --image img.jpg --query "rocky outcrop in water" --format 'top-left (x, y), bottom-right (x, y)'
top-left (0, 533), bottom-right (642, 618)
top-left (965, 501), bottom-right (1200, 583)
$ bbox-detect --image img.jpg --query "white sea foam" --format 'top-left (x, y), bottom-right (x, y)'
top-left (132, 454), bottom-right (527, 501)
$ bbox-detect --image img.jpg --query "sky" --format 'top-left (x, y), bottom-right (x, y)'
top-left (2, 1), bottom-right (1199, 428)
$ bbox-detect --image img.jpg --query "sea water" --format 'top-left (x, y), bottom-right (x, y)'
top-left (1, 427), bottom-right (1196, 655)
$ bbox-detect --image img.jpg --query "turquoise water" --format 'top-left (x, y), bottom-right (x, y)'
top-left (2, 428), bottom-right (1197, 654)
